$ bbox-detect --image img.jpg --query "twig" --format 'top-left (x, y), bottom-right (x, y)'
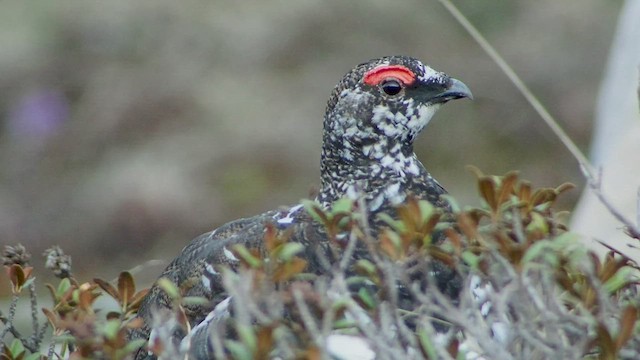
top-left (354, 195), bottom-right (384, 267)
top-left (0, 294), bottom-right (19, 339)
top-left (0, 318), bottom-right (39, 353)
top-left (339, 224), bottom-right (360, 272)
top-left (28, 282), bottom-right (39, 345)
top-left (292, 284), bottom-right (320, 340)
top-left (511, 207), bottom-right (526, 244)
top-left (47, 337), bottom-right (56, 359)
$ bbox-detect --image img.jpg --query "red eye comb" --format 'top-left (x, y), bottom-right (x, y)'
top-left (363, 65), bottom-right (416, 86)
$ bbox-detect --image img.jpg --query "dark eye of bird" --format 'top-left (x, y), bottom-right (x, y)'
top-left (380, 78), bottom-right (403, 96)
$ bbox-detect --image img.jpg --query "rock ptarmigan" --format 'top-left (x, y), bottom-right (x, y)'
top-left (130, 56), bottom-right (472, 359)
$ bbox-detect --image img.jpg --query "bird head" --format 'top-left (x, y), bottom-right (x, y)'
top-left (323, 56), bottom-right (472, 163)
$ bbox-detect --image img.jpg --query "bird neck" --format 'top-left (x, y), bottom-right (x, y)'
top-left (317, 133), bottom-right (431, 213)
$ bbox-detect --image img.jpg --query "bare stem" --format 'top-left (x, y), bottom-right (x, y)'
top-left (0, 294), bottom-right (19, 339)
top-left (28, 282), bottom-right (39, 343)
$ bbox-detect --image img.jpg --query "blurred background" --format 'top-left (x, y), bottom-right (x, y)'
top-left (0, 0), bottom-right (624, 293)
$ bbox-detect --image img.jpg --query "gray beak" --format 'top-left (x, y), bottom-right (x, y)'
top-left (436, 78), bottom-right (473, 101)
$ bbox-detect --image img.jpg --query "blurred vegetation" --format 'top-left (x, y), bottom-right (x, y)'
top-left (2, 171), bottom-right (638, 359)
top-left (0, 0), bottom-right (624, 295)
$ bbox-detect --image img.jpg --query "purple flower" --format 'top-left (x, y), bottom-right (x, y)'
top-left (8, 88), bottom-right (69, 140)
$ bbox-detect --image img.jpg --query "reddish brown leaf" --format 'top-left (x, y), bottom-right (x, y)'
top-left (303, 346), bottom-right (322, 360)
top-left (126, 317), bottom-right (145, 329)
top-left (447, 337), bottom-right (459, 358)
top-left (6, 264), bottom-right (24, 292)
top-left (466, 165), bottom-right (485, 179)
top-left (255, 326), bottom-right (275, 360)
top-left (429, 248), bottom-right (455, 267)
top-left (379, 230), bottom-right (402, 260)
top-left (457, 212), bottom-right (479, 241)
top-left (518, 181), bottom-right (532, 202)
top-left (587, 251), bottom-right (602, 276)
top-left (94, 278), bottom-right (120, 301)
top-left (263, 223), bottom-right (278, 252)
top-left (420, 212), bottom-right (442, 238)
top-left (595, 322), bottom-right (617, 359)
top-left (78, 289), bottom-right (95, 311)
top-left (531, 189), bottom-right (555, 206)
top-left (127, 289), bottom-right (150, 312)
top-left (273, 258), bottom-right (307, 282)
top-left (555, 182), bottom-right (575, 194)
top-left (42, 308), bottom-right (60, 329)
top-left (615, 306), bottom-right (638, 350)
top-left (478, 177), bottom-right (497, 211)
top-left (118, 272), bottom-right (136, 304)
top-left (497, 171), bottom-right (519, 206)
top-left (106, 311), bottom-right (121, 320)
top-left (599, 253), bottom-right (627, 283)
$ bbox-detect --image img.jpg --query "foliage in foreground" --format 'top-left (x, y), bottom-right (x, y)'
top-left (2, 170), bottom-right (640, 359)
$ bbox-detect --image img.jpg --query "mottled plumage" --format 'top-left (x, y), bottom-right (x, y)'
top-left (130, 56), bottom-right (472, 359)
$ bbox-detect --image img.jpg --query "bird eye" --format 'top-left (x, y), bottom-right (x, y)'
top-left (380, 78), bottom-right (403, 96)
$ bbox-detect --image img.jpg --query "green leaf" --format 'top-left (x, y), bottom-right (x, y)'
top-left (417, 328), bottom-right (437, 359)
top-left (377, 213), bottom-right (405, 233)
top-left (226, 339), bottom-right (253, 360)
top-left (51, 334), bottom-right (76, 344)
top-left (603, 266), bottom-right (633, 294)
top-left (357, 287), bottom-right (376, 309)
top-left (418, 200), bottom-right (435, 223)
top-left (331, 197), bottom-right (354, 214)
top-left (521, 239), bottom-right (552, 264)
top-left (526, 212), bottom-right (548, 234)
top-left (22, 277), bottom-right (36, 289)
top-left (330, 298), bottom-right (351, 310)
top-left (461, 251), bottom-right (480, 270)
top-left (122, 339), bottom-right (147, 354)
top-left (355, 259), bottom-right (376, 276)
top-left (276, 242), bottom-right (304, 262)
top-left (25, 353), bottom-right (44, 360)
top-left (156, 278), bottom-right (180, 300)
top-left (236, 325), bottom-right (257, 353)
top-left (440, 194), bottom-right (461, 213)
top-left (9, 339), bottom-right (26, 357)
top-left (333, 318), bottom-right (357, 329)
top-left (57, 277), bottom-right (72, 296)
top-left (385, 230), bottom-right (402, 250)
top-left (232, 245), bottom-right (262, 268)
top-left (102, 319), bottom-right (121, 339)
top-left (301, 199), bottom-right (327, 224)
top-left (182, 296), bottom-right (210, 306)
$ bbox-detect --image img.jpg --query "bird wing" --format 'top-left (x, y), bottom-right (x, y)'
top-left (130, 209), bottom-right (280, 356)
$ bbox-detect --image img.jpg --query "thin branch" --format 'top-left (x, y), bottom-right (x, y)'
top-left (292, 285), bottom-right (320, 341)
top-left (0, 294), bottom-right (19, 339)
top-left (28, 282), bottom-right (39, 343)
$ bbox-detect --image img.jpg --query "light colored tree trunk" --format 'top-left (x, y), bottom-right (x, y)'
top-left (571, 0), bottom-right (640, 263)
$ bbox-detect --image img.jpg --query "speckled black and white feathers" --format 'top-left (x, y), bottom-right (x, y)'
top-left (130, 56), bottom-right (472, 359)
top-left (318, 56), bottom-right (471, 216)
